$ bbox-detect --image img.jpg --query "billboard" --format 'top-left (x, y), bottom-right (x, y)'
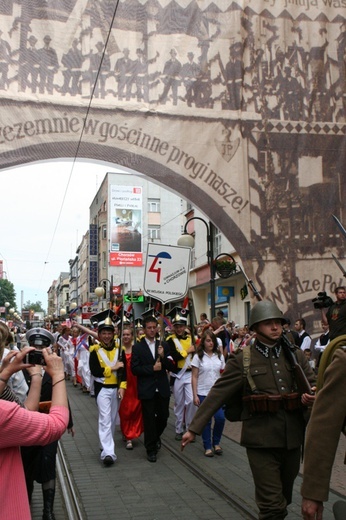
top-left (109, 185), bottom-right (143, 267)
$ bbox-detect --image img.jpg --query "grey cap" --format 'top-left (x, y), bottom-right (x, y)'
top-left (26, 328), bottom-right (55, 347)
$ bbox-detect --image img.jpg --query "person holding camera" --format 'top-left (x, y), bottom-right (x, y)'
top-left (21, 328), bottom-right (74, 520)
top-left (0, 336), bottom-right (69, 520)
top-left (321, 286), bottom-right (346, 341)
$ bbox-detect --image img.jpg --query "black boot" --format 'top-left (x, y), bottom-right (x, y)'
top-left (42, 488), bottom-right (56, 520)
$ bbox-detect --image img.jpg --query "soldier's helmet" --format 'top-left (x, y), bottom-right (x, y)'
top-left (26, 328), bottom-right (54, 347)
top-left (248, 301), bottom-right (286, 331)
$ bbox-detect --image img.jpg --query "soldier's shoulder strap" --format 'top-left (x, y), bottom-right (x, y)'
top-left (242, 344), bottom-right (257, 393)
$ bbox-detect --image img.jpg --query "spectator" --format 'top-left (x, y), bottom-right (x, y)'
top-left (0, 340), bottom-right (68, 520)
top-left (322, 286), bottom-right (346, 341)
top-left (283, 318), bottom-right (299, 345)
top-left (191, 330), bottom-right (225, 457)
top-left (313, 322), bottom-right (329, 370)
top-left (21, 328), bottom-right (74, 520)
top-left (295, 318), bottom-right (311, 351)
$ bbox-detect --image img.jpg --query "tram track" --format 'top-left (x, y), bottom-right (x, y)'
top-left (161, 437), bottom-right (258, 520)
top-left (56, 442), bottom-right (85, 520)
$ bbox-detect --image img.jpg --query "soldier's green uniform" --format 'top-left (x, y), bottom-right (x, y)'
top-left (187, 301), bottom-right (316, 520)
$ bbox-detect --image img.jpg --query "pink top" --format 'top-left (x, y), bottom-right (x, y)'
top-left (0, 401), bottom-right (69, 520)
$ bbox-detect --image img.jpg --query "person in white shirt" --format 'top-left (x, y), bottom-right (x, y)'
top-left (191, 330), bottom-right (225, 457)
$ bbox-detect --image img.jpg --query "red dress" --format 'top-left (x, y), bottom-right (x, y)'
top-left (119, 352), bottom-right (144, 440)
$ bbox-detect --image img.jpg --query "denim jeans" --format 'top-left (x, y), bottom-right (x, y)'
top-left (198, 394), bottom-right (225, 450)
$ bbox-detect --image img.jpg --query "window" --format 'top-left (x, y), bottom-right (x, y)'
top-left (214, 227), bottom-right (222, 257)
top-left (148, 199), bottom-right (160, 212)
top-left (102, 252), bottom-right (107, 269)
top-left (148, 226), bottom-right (161, 240)
top-left (102, 225), bottom-right (107, 239)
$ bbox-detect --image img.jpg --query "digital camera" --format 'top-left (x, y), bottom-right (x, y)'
top-left (25, 350), bottom-right (46, 366)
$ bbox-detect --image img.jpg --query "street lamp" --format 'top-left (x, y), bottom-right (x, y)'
top-left (178, 217), bottom-right (216, 320)
top-left (94, 277), bottom-right (114, 310)
top-left (60, 308), bottom-right (66, 321)
top-left (4, 301), bottom-right (10, 320)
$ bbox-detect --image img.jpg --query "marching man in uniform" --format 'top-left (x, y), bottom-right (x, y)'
top-left (166, 307), bottom-right (197, 440)
top-left (182, 301), bottom-right (316, 520)
top-left (89, 310), bottom-right (126, 466)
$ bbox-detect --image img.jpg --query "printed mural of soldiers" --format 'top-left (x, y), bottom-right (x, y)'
top-left (89, 41), bottom-right (111, 99)
top-left (132, 48), bottom-right (159, 103)
top-left (159, 48), bottom-right (181, 106)
top-left (18, 35), bottom-right (40, 94)
top-left (38, 35), bottom-right (59, 95)
top-left (180, 52), bottom-right (201, 107)
top-left (276, 65), bottom-right (303, 121)
top-left (218, 42), bottom-right (244, 110)
top-left (0, 29), bottom-right (12, 90)
top-left (61, 38), bottom-right (83, 96)
top-left (115, 48), bottom-right (133, 101)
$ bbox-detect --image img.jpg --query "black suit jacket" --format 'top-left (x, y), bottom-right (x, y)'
top-left (131, 337), bottom-right (174, 400)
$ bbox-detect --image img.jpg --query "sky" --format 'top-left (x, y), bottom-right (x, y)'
top-left (0, 159), bottom-right (126, 311)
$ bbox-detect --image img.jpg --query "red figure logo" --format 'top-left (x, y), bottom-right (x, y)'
top-left (148, 251), bottom-right (172, 283)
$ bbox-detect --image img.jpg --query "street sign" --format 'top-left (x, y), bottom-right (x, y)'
top-left (144, 244), bottom-right (191, 304)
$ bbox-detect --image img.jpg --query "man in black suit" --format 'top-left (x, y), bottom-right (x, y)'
top-left (131, 311), bottom-right (175, 462)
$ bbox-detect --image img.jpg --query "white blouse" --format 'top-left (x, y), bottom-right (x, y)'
top-left (191, 351), bottom-right (225, 396)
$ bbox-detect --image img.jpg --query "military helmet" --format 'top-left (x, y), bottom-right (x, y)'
top-left (26, 328), bottom-right (54, 347)
top-left (248, 301), bottom-right (286, 331)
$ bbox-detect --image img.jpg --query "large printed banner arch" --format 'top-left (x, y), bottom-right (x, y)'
top-left (0, 0), bottom-right (346, 322)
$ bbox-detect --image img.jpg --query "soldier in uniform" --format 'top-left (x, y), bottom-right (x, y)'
top-left (38, 35), bottom-right (59, 95)
top-left (180, 52), bottom-right (201, 107)
top-left (115, 48), bottom-right (133, 101)
top-left (182, 301), bottom-right (316, 520)
top-left (89, 41), bottom-right (111, 99)
top-left (0, 29), bottom-right (12, 90)
top-left (18, 35), bottom-right (40, 93)
top-left (159, 48), bottom-right (181, 106)
top-left (166, 307), bottom-right (196, 440)
top-left (301, 339), bottom-right (346, 520)
top-left (61, 38), bottom-right (83, 96)
top-left (89, 310), bottom-right (126, 466)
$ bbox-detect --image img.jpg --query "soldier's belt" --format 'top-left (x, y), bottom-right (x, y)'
top-left (242, 392), bottom-right (301, 414)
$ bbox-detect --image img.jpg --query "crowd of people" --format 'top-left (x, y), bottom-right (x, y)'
top-left (0, 286), bottom-right (345, 519)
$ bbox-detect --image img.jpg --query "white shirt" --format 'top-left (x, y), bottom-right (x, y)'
top-left (191, 351), bottom-right (225, 396)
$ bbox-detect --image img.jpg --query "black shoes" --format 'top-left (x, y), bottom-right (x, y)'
top-left (103, 456), bottom-right (114, 467)
top-left (147, 452), bottom-right (157, 463)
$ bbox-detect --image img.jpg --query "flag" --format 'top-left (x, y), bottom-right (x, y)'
top-left (74, 333), bottom-right (89, 357)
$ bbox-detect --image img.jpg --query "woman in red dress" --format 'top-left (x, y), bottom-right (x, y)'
top-left (119, 325), bottom-right (143, 449)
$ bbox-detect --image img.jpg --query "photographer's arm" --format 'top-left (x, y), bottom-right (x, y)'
top-left (321, 308), bottom-right (328, 327)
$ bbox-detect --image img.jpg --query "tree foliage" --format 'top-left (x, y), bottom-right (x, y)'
top-left (23, 300), bottom-right (45, 312)
top-left (0, 279), bottom-right (16, 308)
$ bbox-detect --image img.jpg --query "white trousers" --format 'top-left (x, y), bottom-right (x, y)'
top-left (173, 371), bottom-right (197, 434)
top-left (96, 386), bottom-right (119, 461)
